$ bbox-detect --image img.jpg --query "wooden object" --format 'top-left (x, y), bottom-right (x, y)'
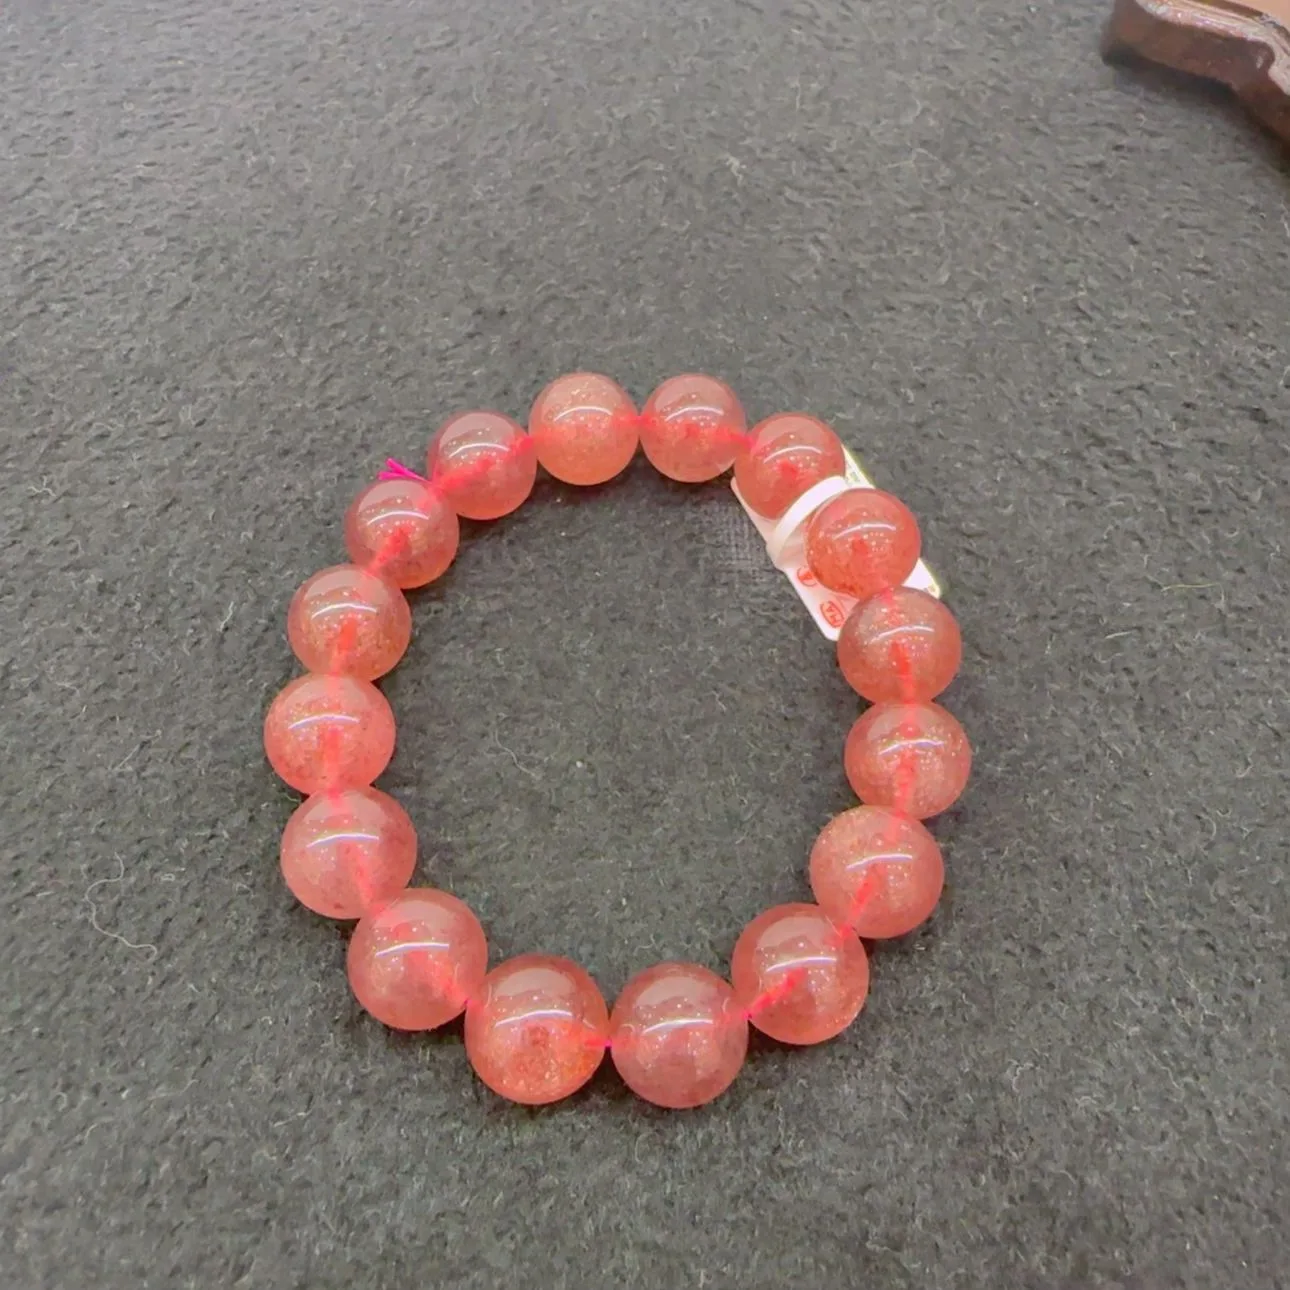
top-left (1103, 0), bottom-right (1290, 141)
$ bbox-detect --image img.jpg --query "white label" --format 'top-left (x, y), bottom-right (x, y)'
top-left (730, 447), bottom-right (942, 641)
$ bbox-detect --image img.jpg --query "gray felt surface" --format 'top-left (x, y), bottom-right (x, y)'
top-left (3, 1), bottom-right (1289, 1286)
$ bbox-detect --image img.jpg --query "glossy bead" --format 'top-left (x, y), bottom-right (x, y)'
top-left (734, 413), bottom-right (846, 519)
top-left (844, 701), bottom-right (971, 819)
top-left (731, 903), bottom-right (869, 1045)
top-left (805, 488), bottom-right (921, 599)
top-left (280, 787), bottom-right (417, 920)
top-left (287, 564), bottom-right (412, 681)
top-left (264, 673), bottom-right (396, 795)
top-left (639, 373), bottom-right (746, 483)
top-left (609, 962), bottom-right (747, 1109)
top-left (837, 586), bottom-right (962, 703)
top-left (465, 954), bottom-right (608, 1104)
top-left (809, 805), bottom-right (944, 939)
top-left (347, 887), bottom-right (487, 1031)
top-left (427, 410), bottom-right (537, 521)
top-left (528, 372), bottom-right (638, 486)
top-left (344, 478), bottom-right (460, 589)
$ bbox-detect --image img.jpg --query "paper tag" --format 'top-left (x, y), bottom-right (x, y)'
top-left (731, 447), bottom-right (942, 641)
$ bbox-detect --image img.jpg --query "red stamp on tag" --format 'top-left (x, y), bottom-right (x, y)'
top-left (796, 566), bottom-right (818, 588)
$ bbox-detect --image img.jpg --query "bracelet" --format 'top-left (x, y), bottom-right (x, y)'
top-left (263, 372), bottom-right (970, 1109)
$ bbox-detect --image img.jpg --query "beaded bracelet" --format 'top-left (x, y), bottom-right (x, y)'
top-left (263, 372), bottom-right (970, 1109)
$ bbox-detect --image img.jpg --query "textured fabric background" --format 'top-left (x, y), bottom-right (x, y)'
top-left (3, 1), bottom-right (1289, 1286)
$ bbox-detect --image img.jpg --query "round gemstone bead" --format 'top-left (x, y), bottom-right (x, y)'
top-left (347, 887), bottom-right (487, 1031)
top-left (731, 903), bottom-right (869, 1045)
top-left (804, 488), bottom-right (921, 599)
top-left (427, 410), bottom-right (537, 521)
top-left (344, 478), bottom-right (460, 589)
top-left (808, 805), bottom-right (944, 939)
top-left (844, 701), bottom-right (971, 819)
top-left (734, 413), bottom-right (846, 519)
top-left (465, 954), bottom-right (609, 1104)
top-left (280, 786), bottom-right (417, 919)
top-left (264, 673), bottom-right (396, 795)
top-left (639, 373), bottom-right (746, 483)
top-left (287, 564), bottom-right (412, 681)
top-left (609, 962), bottom-right (748, 1109)
top-left (528, 372), bottom-right (639, 486)
top-left (837, 586), bottom-right (962, 703)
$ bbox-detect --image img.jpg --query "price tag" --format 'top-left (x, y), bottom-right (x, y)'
top-left (731, 447), bottom-right (942, 641)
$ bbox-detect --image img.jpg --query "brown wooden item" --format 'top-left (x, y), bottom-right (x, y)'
top-left (1103, 0), bottom-right (1290, 141)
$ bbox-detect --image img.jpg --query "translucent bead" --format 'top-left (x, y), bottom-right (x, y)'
top-left (809, 805), bottom-right (944, 939)
top-left (844, 701), bottom-right (971, 819)
top-left (837, 586), bottom-right (962, 703)
top-left (731, 903), bottom-right (869, 1045)
top-left (805, 488), bottom-right (921, 599)
top-left (639, 373), bottom-right (746, 482)
top-left (280, 786), bottom-right (417, 919)
top-left (427, 410), bottom-right (537, 521)
top-left (609, 962), bottom-right (747, 1109)
top-left (734, 413), bottom-right (846, 519)
top-left (528, 372), bottom-right (638, 486)
top-left (347, 887), bottom-right (487, 1031)
top-left (465, 954), bottom-right (608, 1104)
top-left (263, 673), bottom-right (396, 795)
top-left (287, 564), bottom-right (412, 681)
top-left (344, 478), bottom-right (460, 589)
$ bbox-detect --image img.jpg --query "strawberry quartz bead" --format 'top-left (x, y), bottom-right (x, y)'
top-left (427, 410), bottom-right (537, 521)
top-left (734, 413), bottom-right (846, 519)
top-left (809, 805), bottom-right (944, 939)
top-left (465, 954), bottom-right (609, 1104)
top-left (837, 586), bottom-right (962, 703)
top-left (805, 487), bottom-right (921, 599)
top-left (639, 373), bottom-right (746, 483)
top-left (344, 478), bottom-right (460, 589)
top-left (528, 372), bottom-right (639, 486)
top-left (731, 903), bottom-right (869, 1045)
top-left (287, 564), bottom-right (412, 681)
top-left (844, 701), bottom-right (971, 819)
top-left (280, 786), bottom-right (417, 919)
top-left (264, 673), bottom-right (396, 795)
top-left (609, 962), bottom-right (748, 1109)
top-left (347, 888), bottom-right (487, 1030)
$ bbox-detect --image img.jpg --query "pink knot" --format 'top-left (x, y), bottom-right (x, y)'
top-left (377, 458), bottom-right (428, 483)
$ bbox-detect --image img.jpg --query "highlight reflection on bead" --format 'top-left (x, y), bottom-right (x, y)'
top-left (427, 410), bottom-right (537, 520)
top-left (731, 903), bottom-right (869, 1045)
top-left (529, 372), bottom-right (638, 486)
top-left (639, 374), bottom-right (746, 483)
top-left (609, 962), bottom-right (747, 1108)
top-left (264, 673), bottom-right (396, 795)
top-left (466, 954), bottom-right (609, 1104)
top-left (844, 701), bottom-right (971, 819)
top-left (734, 413), bottom-right (846, 518)
top-left (347, 888), bottom-right (488, 1030)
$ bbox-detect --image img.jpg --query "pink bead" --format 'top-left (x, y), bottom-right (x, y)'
top-left (263, 673), bottom-right (396, 795)
top-left (734, 413), bottom-right (846, 519)
top-left (844, 701), bottom-right (971, 819)
top-left (427, 410), bottom-right (537, 521)
top-left (287, 564), bottom-right (412, 681)
top-left (347, 887), bottom-right (487, 1031)
top-left (805, 488), bottom-right (921, 599)
top-left (609, 962), bottom-right (747, 1109)
top-left (639, 374), bottom-right (746, 482)
top-left (280, 786), bottom-right (417, 919)
top-left (837, 586), bottom-right (962, 703)
top-left (528, 372), bottom-right (638, 486)
top-left (808, 805), bottom-right (944, 939)
top-left (731, 903), bottom-right (869, 1045)
top-left (344, 478), bottom-right (460, 589)
top-left (465, 954), bottom-right (608, 1104)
